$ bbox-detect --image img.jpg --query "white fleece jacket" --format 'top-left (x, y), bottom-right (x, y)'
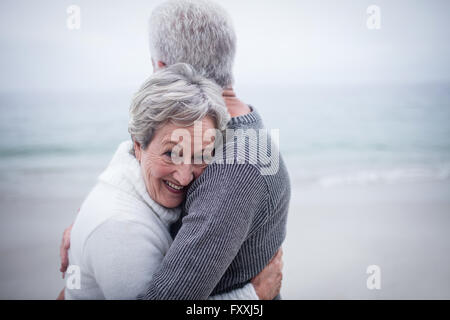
top-left (64, 141), bottom-right (258, 300)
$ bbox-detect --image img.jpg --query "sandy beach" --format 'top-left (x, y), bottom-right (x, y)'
top-left (283, 180), bottom-right (450, 299)
top-left (1, 169), bottom-right (449, 299)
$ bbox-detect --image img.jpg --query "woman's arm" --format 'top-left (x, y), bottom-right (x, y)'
top-left (83, 218), bottom-right (168, 300)
top-left (60, 221), bottom-right (283, 300)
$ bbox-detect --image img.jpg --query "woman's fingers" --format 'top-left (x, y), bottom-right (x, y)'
top-left (56, 288), bottom-right (65, 300)
top-left (59, 223), bottom-right (74, 277)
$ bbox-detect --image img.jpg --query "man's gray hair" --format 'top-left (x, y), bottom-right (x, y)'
top-left (149, 0), bottom-right (236, 88)
top-left (128, 63), bottom-right (230, 154)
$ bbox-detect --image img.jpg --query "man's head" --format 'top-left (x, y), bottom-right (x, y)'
top-left (149, 0), bottom-right (236, 88)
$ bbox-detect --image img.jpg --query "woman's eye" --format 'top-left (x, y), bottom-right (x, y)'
top-left (163, 151), bottom-right (172, 158)
top-left (192, 155), bottom-right (209, 167)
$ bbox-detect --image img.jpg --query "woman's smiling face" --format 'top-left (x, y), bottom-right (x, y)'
top-left (134, 116), bottom-right (216, 208)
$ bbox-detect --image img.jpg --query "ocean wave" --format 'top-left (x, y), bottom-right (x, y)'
top-left (316, 165), bottom-right (450, 188)
top-left (0, 145), bottom-right (76, 157)
top-left (0, 144), bottom-right (116, 158)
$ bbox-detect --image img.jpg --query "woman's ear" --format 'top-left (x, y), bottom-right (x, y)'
top-left (134, 141), bottom-right (142, 163)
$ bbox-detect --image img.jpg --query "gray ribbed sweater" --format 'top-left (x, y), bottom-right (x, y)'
top-left (139, 107), bottom-right (291, 299)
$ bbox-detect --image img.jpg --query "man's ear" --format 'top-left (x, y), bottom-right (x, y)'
top-left (151, 58), bottom-right (166, 72)
top-left (157, 60), bottom-right (166, 69)
top-left (134, 140), bottom-right (142, 162)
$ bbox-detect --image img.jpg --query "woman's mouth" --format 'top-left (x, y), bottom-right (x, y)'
top-left (163, 180), bottom-right (186, 194)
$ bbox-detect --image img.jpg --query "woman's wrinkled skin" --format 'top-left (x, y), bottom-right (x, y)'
top-left (134, 116), bottom-right (216, 208)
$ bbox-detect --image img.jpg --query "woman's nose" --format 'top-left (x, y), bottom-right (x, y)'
top-left (173, 164), bottom-right (194, 186)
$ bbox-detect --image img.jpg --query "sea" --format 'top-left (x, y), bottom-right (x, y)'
top-left (0, 83), bottom-right (449, 200)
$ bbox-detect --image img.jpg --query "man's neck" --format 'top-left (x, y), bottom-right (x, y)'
top-left (223, 88), bottom-right (251, 118)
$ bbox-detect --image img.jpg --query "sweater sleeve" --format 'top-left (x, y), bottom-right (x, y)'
top-left (83, 218), bottom-right (167, 300)
top-left (139, 163), bottom-right (269, 300)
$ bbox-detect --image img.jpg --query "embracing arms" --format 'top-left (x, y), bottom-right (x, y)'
top-left (138, 164), bottom-right (276, 299)
top-left (58, 220), bottom-right (283, 300)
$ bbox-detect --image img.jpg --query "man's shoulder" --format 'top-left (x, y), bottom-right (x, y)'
top-left (187, 151), bottom-right (290, 202)
top-left (210, 131), bottom-right (289, 181)
top-left (184, 105), bottom-right (291, 212)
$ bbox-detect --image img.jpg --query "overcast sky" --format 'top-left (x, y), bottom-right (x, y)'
top-left (0, 0), bottom-right (449, 92)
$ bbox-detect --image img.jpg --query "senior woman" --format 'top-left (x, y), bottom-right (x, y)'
top-left (62, 64), bottom-right (280, 300)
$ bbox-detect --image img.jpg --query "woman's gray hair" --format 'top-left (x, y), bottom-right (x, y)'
top-left (128, 63), bottom-right (230, 155)
top-left (148, 0), bottom-right (236, 88)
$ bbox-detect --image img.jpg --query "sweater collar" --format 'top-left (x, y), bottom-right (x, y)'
top-left (227, 105), bottom-right (263, 128)
top-left (98, 141), bottom-right (181, 226)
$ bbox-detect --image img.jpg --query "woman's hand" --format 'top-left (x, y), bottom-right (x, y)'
top-left (251, 248), bottom-right (283, 300)
top-left (56, 288), bottom-right (65, 300)
top-left (59, 223), bottom-right (73, 278)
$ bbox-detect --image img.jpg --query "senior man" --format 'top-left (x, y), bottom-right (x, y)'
top-left (61, 0), bottom-right (291, 299)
